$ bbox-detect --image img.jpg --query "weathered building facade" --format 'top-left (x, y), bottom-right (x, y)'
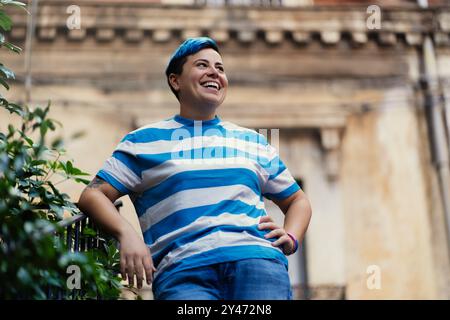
top-left (1, 0), bottom-right (450, 299)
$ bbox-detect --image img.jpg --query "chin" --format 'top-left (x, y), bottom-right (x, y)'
top-left (201, 95), bottom-right (225, 107)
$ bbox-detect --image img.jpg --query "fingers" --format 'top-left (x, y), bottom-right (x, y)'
top-left (264, 228), bottom-right (286, 240)
top-left (258, 216), bottom-right (289, 248)
top-left (143, 257), bottom-right (152, 286)
top-left (122, 251), bottom-right (157, 288)
top-left (120, 255), bottom-right (127, 282)
top-left (126, 258), bottom-right (135, 288)
top-left (258, 222), bottom-right (278, 231)
top-left (259, 215), bottom-right (273, 223)
top-left (258, 216), bottom-right (278, 232)
top-left (272, 234), bottom-right (291, 247)
top-left (261, 225), bottom-right (295, 254)
top-left (143, 254), bottom-right (157, 285)
top-left (134, 257), bottom-right (145, 289)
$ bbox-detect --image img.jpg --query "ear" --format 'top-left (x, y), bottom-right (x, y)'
top-left (168, 73), bottom-right (180, 92)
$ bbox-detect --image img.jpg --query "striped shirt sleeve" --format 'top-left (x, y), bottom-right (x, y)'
top-left (96, 133), bottom-right (143, 195)
top-left (261, 141), bottom-right (301, 201)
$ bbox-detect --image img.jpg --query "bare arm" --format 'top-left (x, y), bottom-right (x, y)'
top-left (78, 177), bottom-right (129, 239)
top-left (273, 189), bottom-right (312, 245)
top-left (77, 177), bottom-right (156, 288)
top-left (259, 189), bottom-right (312, 255)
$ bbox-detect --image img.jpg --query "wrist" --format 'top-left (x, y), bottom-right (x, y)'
top-left (115, 223), bottom-right (135, 241)
top-left (286, 232), bottom-right (299, 255)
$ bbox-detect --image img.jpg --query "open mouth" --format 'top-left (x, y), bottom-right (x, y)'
top-left (201, 81), bottom-right (220, 91)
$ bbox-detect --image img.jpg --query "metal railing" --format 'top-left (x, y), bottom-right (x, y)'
top-left (45, 200), bottom-right (123, 299)
top-left (59, 200), bottom-right (122, 252)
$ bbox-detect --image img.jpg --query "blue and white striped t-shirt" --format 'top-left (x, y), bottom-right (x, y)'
top-left (96, 114), bottom-right (301, 287)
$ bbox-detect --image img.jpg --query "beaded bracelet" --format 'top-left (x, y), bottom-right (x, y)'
top-left (286, 232), bottom-right (299, 254)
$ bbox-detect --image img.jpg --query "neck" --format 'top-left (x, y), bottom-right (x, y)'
top-left (179, 103), bottom-right (218, 121)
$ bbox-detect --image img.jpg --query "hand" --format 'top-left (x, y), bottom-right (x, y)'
top-left (118, 227), bottom-right (157, 289)
top-left (258, 215), bottom-right (296, 255)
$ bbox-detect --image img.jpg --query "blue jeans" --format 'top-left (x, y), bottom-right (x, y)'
top-left (153, 258), bottom-right (293, 300)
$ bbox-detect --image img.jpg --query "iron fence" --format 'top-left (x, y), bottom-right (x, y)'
top-left (45, 200), bottom-right (123, 299)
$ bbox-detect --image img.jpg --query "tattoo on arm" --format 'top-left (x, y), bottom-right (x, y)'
top-left (87, 177), bottom-right (106, 189)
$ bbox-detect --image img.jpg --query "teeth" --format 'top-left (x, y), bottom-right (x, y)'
top-left (202, 81), bottom-right (219, 90)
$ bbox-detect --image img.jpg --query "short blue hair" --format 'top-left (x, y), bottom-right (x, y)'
top-left (165, 37), bottom-right (220, 99)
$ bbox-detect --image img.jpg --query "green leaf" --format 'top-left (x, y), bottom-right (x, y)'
top-left (71, 167), bottom-right (90, 176)
top-left (1, 0), bottom-right (28, 9)
top-left (0, 11), bottom-right (12, 31)
top-left (5, 103), bottom-right (24, 116)
top-left (50, 137), bottom-right (64, 150)
top-left (82, 227), bottom-right (97, 237)
top-left (39, 119), bottom-right (48, 137)
top-left (57, 161), bottom-right (66, 173)
top-left (74, 177), bottom-right (90, 185)
top-left (17, 267), bottom-right (31, 283)
top-left (7, 124), bottom-right (15, 136)
top-left (49, 118), bottom-right (62, 128)
top-left (49, 204), bottom-right (64, 219)
top-left (0, 64), bottom-right (15, 79)
top-left (1, 41), bottom-right (21, 53)
top-left (23, 136), bottom-right (33, 147)
top-left (30, 159), bottom-right (46, 166)
top-left (0, 77), bottom-right (9, 90)
top-left (58, 252), bottom-right (88, 267)
top-left (0, 97), bottom-right (8, 106)
top-left (45, 119), bottom-right (55, 131)
top-left (17, 179), bottom-right (30, 188)
top-left (66, 161), bottom-right (74, 174)
top-left (28, 188), bottom-right (40, 198)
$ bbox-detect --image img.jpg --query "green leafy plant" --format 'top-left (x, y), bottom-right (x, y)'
top-left (0, 0), bottom-right (123, 299)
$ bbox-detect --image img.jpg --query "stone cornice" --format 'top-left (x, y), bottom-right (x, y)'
top-left (5, 2), bottom-right (450, 47)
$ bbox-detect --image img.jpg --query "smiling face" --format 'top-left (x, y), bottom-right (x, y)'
top-left (168, 48), bottom-right (228, 111)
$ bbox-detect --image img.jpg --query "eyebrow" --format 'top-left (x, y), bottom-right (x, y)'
top-left (193, 58), bottom-right (223, 66)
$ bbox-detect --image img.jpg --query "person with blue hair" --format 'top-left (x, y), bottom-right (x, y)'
top-left (78, 37), bottom-right (312, 300)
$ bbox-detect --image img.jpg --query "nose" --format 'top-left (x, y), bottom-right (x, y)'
top-left (207, 66), bottom-right (219, 78)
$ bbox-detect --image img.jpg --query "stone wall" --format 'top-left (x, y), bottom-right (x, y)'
top-left (2, 3), bottom-right (449, 299)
